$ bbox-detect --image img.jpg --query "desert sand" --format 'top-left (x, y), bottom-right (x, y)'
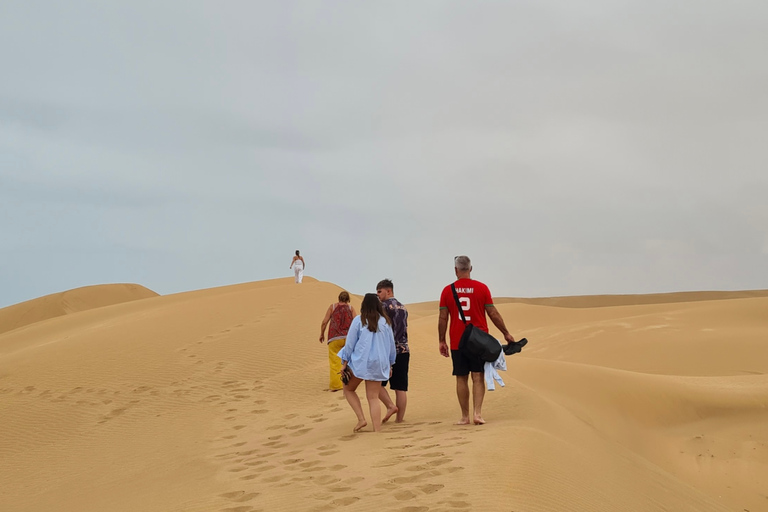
top-left (1, 278), bottom-right (767, 512)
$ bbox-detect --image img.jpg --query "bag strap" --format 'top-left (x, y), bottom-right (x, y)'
top-left (451, 284), bottom-right (468, 325)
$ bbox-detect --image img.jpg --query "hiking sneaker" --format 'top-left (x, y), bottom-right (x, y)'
top-left (503, 337), bottom-right (528, 356)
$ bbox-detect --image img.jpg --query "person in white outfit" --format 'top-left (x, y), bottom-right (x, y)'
top-left (290, 250), bottom-right (305, 283)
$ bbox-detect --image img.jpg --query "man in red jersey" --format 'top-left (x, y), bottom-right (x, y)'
top-left (438, 255), bottom-right (525, 425)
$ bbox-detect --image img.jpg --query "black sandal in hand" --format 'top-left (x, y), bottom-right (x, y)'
top-left (503, 337), bottom-right (528, 355)
top-left (340, 367), bottom-right (353, 385)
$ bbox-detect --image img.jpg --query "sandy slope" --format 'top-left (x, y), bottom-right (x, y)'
top-left (1, 278), bottom-right (766, 512)
top-left (0, 283), bottom-right (159, 336)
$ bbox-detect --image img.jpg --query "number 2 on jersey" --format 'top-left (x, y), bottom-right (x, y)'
top-left (459, 297), bottom-right (471, 321)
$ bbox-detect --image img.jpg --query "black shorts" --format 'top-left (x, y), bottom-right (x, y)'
top-left (382, 352), bottom-right (410, 391)
top-left (451, 348), bottom-right (484, 376)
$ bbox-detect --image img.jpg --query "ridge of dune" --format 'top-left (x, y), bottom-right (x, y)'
top-left (0, 283), bottom-right (159, 336)
top-left (1, 277), bottom-right (766, 512)
top-left (494, 288), bottom-right (768, 308)
top-left (405, 289), bottom-right (768, 318)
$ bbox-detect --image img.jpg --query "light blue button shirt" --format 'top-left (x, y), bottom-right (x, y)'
top-left (338, 316), bottom-right (397, 381)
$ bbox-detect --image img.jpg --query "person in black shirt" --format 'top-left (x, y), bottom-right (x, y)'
top-left (376, 278), bottom-right (410, 423)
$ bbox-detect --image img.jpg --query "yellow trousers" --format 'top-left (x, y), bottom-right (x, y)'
top-left (328, 338), bottom-right (346, 390)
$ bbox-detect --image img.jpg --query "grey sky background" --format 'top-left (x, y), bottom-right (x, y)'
top-left (2, 1), bottom-right (767, 308)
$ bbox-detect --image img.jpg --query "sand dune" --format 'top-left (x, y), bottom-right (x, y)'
top-left (1, 278), bottom-right (766, 512)
top-left (494, 289), bottom-right (768, 308)
top-left (0, 283), bottom-right (159, 336)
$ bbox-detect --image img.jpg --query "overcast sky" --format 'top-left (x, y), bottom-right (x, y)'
top-left (2, 0), bottom-right (767, 308)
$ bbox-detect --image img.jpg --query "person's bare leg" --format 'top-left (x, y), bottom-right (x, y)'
top-left (343, 376), bottom-right (367, 432)
top-left (394, 390), bottom-right (407, 422)
top-left (455, 375), bottom-right (471, 425)
top-left (379, 387), bottom-right (398, 423)
top-left (471, 372), bottom-right (486, 425)
top-left (365, 380), bottom-right (384, 431)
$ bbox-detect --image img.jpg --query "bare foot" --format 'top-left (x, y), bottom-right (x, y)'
top-left (353, 419), bottom-right (367, 432)
top-left (455, 417), bottom-right (471, 425)
top-left (473, 415), bottom-right (486, 425)
top-left (382, 406), bottom-right (398, 423)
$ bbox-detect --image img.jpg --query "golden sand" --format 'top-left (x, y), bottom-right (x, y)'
top-left (1, 278), bottom-right (766, 511)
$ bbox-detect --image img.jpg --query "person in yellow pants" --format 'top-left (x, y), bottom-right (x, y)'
top-left (327, 337), bottom-right (346, 389)
top-left (319, 291), bottom-right (356, 391)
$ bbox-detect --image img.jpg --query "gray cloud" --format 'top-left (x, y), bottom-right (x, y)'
top-left (2, 0), bottom-right (767, 307)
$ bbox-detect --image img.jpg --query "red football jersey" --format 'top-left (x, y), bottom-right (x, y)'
top-left (439, 278), bottom-right (494, 350)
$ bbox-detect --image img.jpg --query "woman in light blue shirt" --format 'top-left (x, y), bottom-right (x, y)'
top-left (338, 293), bottom-right (397, 432)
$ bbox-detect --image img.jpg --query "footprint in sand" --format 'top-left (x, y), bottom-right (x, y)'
top-left (420, 483), bottom-right (444, 494)
top-left (98, 407), bottom-right (128, 423)
top-left (438, 500), bottom-right (471, 510)
top-left (227, 492), bottom-right (259, 503)
top-left (330, 497), bottom-right (359, 506)
top-left (313, 475), bottom-right (341, 485)
top-left (394, 490), bottom-right (417, 501)
top-left (250, 464), bottom-right (276, 473)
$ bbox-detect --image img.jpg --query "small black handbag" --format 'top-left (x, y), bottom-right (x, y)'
top-left (451, 284), bottom-right (502, 362)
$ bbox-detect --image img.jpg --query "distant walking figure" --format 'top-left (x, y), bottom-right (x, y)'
top-left (290, 250), bottom-right (305, 283)
top-left (319, 291), bottom-right (357, 391)
top-left (338, 293), bottom-right (397, 433)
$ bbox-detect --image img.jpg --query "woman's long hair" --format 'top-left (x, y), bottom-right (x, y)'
top-left (360, 293), bottom-right (390, 332)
